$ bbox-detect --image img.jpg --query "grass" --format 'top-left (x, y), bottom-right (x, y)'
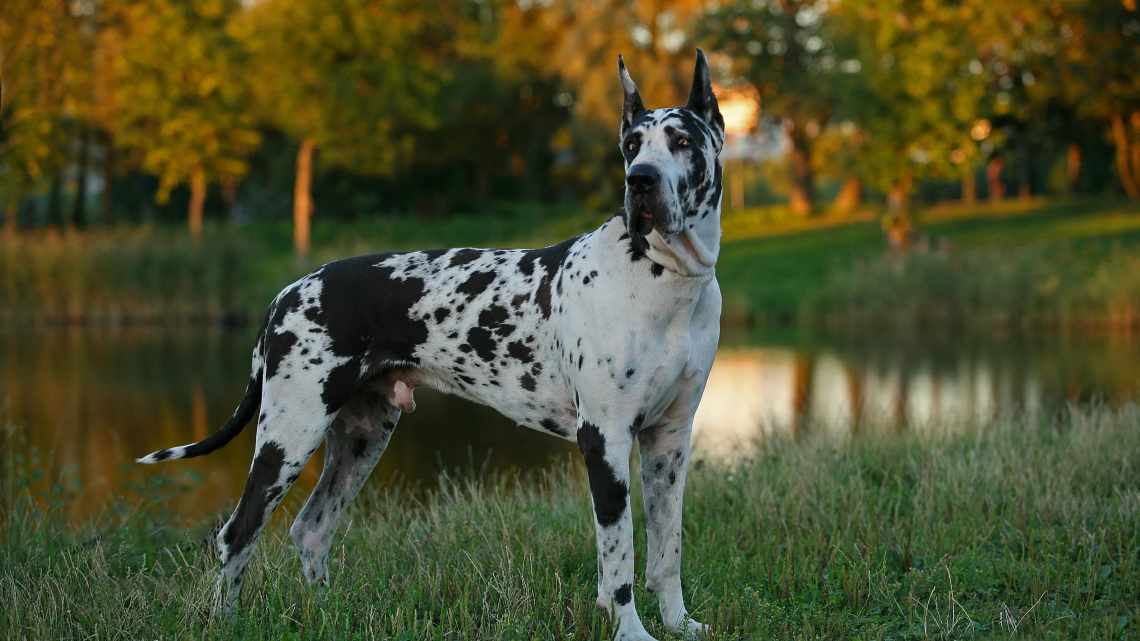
top-left (3, 407), bottom-right (1139, 640)
top-left (2, 197), bottom-right (1139, 330)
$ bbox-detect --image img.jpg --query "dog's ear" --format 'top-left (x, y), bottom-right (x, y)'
top-left (618, 54), bottom-right (645, 135)
top-left (686, 49), bottom-right (723, 132)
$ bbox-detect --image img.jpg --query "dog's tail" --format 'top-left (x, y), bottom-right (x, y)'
top-left (136, 373), bottom-right (262, 464)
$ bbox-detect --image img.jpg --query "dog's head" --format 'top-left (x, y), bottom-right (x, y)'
top-left (619, 49), bottom-right (724, 242)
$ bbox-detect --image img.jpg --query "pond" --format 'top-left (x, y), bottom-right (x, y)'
top-left (2, 328), bottom-right (1138, 522)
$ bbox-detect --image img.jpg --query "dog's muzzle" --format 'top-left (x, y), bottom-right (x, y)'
top-left (626, 164), bottom-right (672, 237)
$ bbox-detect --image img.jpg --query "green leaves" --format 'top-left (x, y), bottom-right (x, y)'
top-left (101, 0), bottom-right (259, 203)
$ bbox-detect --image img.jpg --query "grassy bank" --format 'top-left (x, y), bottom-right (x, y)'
top-left (2, 198), bottom-right (1139, 331)
top-left (3, 408), bottom-right (1138, 640)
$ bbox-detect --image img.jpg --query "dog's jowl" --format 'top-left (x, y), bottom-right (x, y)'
top-left (138, 49), bottom-right (725, 641)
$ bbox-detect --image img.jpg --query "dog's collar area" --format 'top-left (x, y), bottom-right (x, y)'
top-left (645, 228), bottom-right (718, 279)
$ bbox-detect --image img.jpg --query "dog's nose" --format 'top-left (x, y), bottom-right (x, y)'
top-left (626, 164), bottom-right (660, 194)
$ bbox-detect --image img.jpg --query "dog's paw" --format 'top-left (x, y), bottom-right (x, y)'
top-left (677, 617), bottom-right (709, 639)
top-left (615, 618), bottom-right (659, 641)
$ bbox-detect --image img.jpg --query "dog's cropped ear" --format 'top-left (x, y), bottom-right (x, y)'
top-left (686, 49), bottom-right (724, 132)
top-left (618, 54), bottom-right (645, 135)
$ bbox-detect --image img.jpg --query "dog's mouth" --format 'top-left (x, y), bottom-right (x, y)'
top-left (628, 196), bottom-right (679, 237)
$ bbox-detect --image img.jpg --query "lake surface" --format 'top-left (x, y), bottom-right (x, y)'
top-left (2, 328), bottom-right (1138, 522)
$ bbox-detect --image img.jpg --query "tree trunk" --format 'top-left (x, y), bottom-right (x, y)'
top-left (986, 156), bottom-right (1005, 201)
top-left (833, 176), bottom-right (862, 215)
top-left (46, 172), bottom-right (64, 228)
top-left (293, 137), bottom-right (317, 258)
top-left (221, 175), bottom-right (239, 222)
top-left (962, 169), bottom-right (976, 205)
top-left (100, 132), bottom-right (115, 226)
top-left (887, 172), bottom-right (913, 216)
top-left (188, 167), bottom-right (206, 241)
top-left (1110, 113), bottom-right (1139, 199)
top-left (785, 120), bottom-right (815, 216)
top-left (3, 202), bottom-right (16, 237)
top-left (100, 131), bottom-right (115, 226)
top-left (1066, 143), bottom-right (1081, 193)
top-left (72, 127), bottom-right (91, 229)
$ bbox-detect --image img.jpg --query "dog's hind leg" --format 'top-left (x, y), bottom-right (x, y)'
top-left (290, 386), bottom-right (399, 585)
top-left (212, 397), bottom-right (332, 614)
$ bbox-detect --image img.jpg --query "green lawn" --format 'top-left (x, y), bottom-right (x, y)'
top-left (717, 198), bottom-right (1140, 327)
top-left (3, 408), bottom-right (1138, 640)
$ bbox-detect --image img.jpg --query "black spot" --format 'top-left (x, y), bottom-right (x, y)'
top-left (625, 368), bottom-right (635, 378)
top-left (152, 449), bottom-right (171, 461)
top-left (300, 254), bottom-right (432, 413)
top-left (650, 263), bottom-right (665, 277)
top-left (466, 327), bottom-right (497, 362)
top-left (521, 237), bottom-right (577, 318)
top-left (540, 418), bottom-right (567, 436)
top-left (223, 442), bottom-right (286, 555)
top-left (519, 373), bottom-right (536, 391)
top-left (577, 421), bottom-right (628, 527)
top-left (457, 270), bottom-right (496, 300)
top-left (614, 583), bottom-right (632, 606)
top-left (507, 340), bottom-right (534, 363)
top-left (478, 304), bottom-right (513, 336)
top-left (433, 307), bottom-right (451, 323)
top-left (448, 249), bottom-right (481, 267)
top-left (320, 357), bottom-right (361, 410)
top-left (352, 437), bottom-right (369, 459)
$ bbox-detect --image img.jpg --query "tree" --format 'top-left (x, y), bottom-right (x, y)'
top-left (234, 0), bottom-right (445, 256)
top-left (1046, 0), bottom-right (1140, 199)
top-left (495, 0), bottom-right (710, 206)
top-left (0, 0), bottom-right (87, 233)
top-left (700, 0), bottom-right (859, 215)
top-left (831, 0), bottom-right (992, 213)
top-left (100, 0), bottom-right (259, 239)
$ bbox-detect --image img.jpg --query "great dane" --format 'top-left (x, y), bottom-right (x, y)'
top-left (139, 49), bottom-right (724, 641)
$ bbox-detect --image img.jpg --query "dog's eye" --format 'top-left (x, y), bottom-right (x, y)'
top-left (625, 140), bottom-right (639, 154)
top-left (675, 136), bottom-right (691, 149)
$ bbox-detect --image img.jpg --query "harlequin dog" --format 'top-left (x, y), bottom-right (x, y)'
top-left (138, 49), bottom-right (724, 641)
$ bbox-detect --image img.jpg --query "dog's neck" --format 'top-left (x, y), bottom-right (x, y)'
top-left (638, 198), bottom-right (721, 279)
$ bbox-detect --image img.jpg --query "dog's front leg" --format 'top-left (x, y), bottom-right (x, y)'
top-left (576, 416), bottom-right (656, 641)
top-left (639, 421), bottom-right (707, 638)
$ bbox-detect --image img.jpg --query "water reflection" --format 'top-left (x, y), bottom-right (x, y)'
top-left (694, 337), bottom-right (1139, 459)
top-left (2, 329), bottom-right (1138, 521)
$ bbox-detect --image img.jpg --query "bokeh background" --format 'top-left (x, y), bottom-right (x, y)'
top-left (1, 0), bottom-right (1139, 520)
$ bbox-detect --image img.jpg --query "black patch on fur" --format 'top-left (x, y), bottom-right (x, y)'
top-left (479, 304), bottom-right (513, 336)
top-left (321, 357), bottom-right (362, 410)
top-left (614, 583), bottom-right (632, 606)
top-left (519, 373), bottom-right (536, 391)
top-left (302, 254), bottom-right (433, 413)
top-left (466, 327), bottom-right (497, 362)
top-left (223, 442), bottom-right (286, 555)
top-left (264, 287), bottom-right (304, 380)
top-left (577, 421), bottom-right (628, 527)
top-left (507, 340), bottom-right (534, 363)
top-left (520, 237), bottom-right (577, 319)
top-left (650, 263), bottom-right (665, 277)
top-left (433, 307), bottom-right (450, 323)
top-left (448, 249), bottom-right (480, 267)
top-left (352, 437), bottom-right (369, 459)
top-left (540, 418), bottom-right (567, 436)
top-left (457, 270), bottom-right (496, 300)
